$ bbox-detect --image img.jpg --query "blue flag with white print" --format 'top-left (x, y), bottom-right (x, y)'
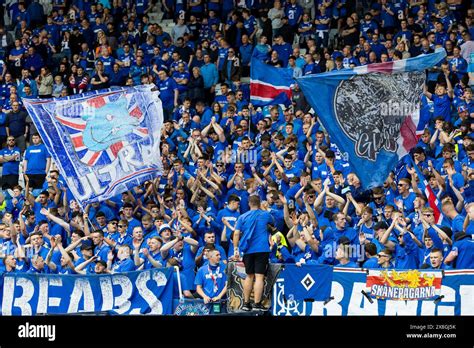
top-left (297, 48), bottom-right (446, 189)
top-left (281, 264), bottom-right (333, 301)
top-left (22, 86), bottom-right (164, 207)
top-left (0, 268), bottom-right (175, 315)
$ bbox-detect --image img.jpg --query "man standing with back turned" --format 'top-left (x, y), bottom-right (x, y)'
top-left (233, 195), bottom-right (274, 312)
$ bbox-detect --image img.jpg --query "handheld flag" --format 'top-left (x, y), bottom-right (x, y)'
top-left (409, 156), bottom-right (443, 223)
top-left (250, 58), bottom-right (294, 106)
top-left (23, 85), bottom-right (164, 207)
top-left (297, 48), bottom-right (446, 189)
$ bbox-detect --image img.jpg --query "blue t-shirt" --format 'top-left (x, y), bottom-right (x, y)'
top-left (25, 144), bottom-right (50, 174)
top-left (112, 258), bottom-right (136, 273)
top-left (451, 237), bottom-right (474, 269)
top-left (158, 77), bottom-right (178, 107)
top-left (235, 209), bottom-right (274, 254)
top-left (0, 146), bottom-right (21, 175)
top-left (432, 94), bottom-right (452, 122)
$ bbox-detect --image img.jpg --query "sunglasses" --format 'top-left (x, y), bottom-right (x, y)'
top-left (165, 199), bottom-right (173, 203)
top-left (118, 224), bottom-right (125, 228)
top-left (216, 163), bottom-right (224, 167)
top-left (374, 196), bottom-right (384, 200)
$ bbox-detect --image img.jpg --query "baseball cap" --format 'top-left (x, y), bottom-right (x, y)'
top-left (159, 224), bottom-right (172, 233)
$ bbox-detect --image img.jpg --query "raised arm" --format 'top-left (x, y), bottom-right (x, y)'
top-left (41, 208), bottom-right (71, 233)
top-left (380, 216), bottom-right (398, 245)
top-left (75, 255), bottom-right (98, 274)
top-left (24, 175), bottom-right (36, 206)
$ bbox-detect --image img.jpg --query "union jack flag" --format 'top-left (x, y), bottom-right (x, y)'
top-left (55, 91), bottom-right (150, 167)
top-left (23, 86), bottom-right (164, 207)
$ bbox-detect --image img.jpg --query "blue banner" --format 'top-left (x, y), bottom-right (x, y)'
top-left (23, 86), bottom-right (164, 207)
top-left (280, 264), bottom-right (333, 301)
top-left (0, 268), bottom-right (175, 315)
top-left (272, 268), bottom-right (474, 316)
top-left (296, 49), bottom-right (446, 189)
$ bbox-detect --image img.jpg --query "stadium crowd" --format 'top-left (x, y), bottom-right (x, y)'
top-left (0, 0), bottom-right (474, 310)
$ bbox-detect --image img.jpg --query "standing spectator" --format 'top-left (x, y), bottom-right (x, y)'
top-left (0, 136), bottom-right (21, 190)
top-left (0, 27), bottom-right (13, 59)
top-left (272, 34), bottom-right (292, 67)
top-left (233, 195), bottom-right (274, 311)
top-left (172, 62), bottom-right (190, 102)
top-left (268, 0), bottom-right (284, 38)
top-left (222, 48), bottom-right (241, 89)
top-left (201, 54), bottom-right (219, 102)
top-left (171, 18), bottom-right (191, 43)
top-left (157, 69), bottom-right (179, 121)
top-left (129, 55), bottom-right (148, 85)
top-left (69, 66), bottom-right (89, 94)
top-left (36, 67), bottom-right (54, 98)
top-left (284, 0), bottom-right (303, 40)
top-left (5, 101), bottom-right (28, 152)
top-left (239, 34), bottom-right (252, 77)
top-left (188, 66), bottom-right (204, 103)
top-left (23, 133), bottom-right (51, 190)
top-left (52, 75), bottom-right (65, 97)
top-left (90, 61), bottom-right (110, 90)
top-left (7, 39), bottom-right (26, 79)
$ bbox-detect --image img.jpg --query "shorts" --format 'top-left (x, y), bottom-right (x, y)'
top-left (242, 252), bottom-right (269, 275)
top-left (0, 174), bottom-right (19, 189)
top-left (27, 174), bottom-right (46, 189)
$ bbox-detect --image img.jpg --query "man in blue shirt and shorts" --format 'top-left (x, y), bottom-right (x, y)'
top-left (233, 195), bottom-right (274, 312)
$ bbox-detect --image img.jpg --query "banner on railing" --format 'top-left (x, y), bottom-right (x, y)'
top-left (272, 268), bottom-right (474, 316)
top-left (0, 268), bottom-right (175, 315)
top-left (366, 269), bottom-right (443, 301)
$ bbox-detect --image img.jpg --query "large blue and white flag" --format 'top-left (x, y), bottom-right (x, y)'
top-left (23, 85), bottom-right (164, 207)
top-left (297, 48), bottom-right (446, 189)
top-left (250, 58), bottom-right (294, 106)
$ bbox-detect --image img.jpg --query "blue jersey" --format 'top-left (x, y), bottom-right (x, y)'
top-left (94, 243), bottom-right (111, 262)
top-left (112, 258), bottom-right (136, 273)
top-left (451, 237), bottom-right (474, 269)
top-left (0, 146), bottom-right (21, 175)
top-left (141, 250), bottom-right (164, 269)
top-left (432, 94), bottom-right (452, 122)
top-left (157, 77), bottom-right (178, 107)
top-left (285, 4), bottom-right (303, 27)
top-left (25, 144), bottom-right (50, 174)
top-left (395, 192), bottom-right (416, 215)
top-left (111, 233), bottom-right (133, 248)
top-left (194, 262), bottom-right (227, 298)
top-left (243, 15), bottom-right (257, 35)
top-left (235, 209), bottom-right (274, 254)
